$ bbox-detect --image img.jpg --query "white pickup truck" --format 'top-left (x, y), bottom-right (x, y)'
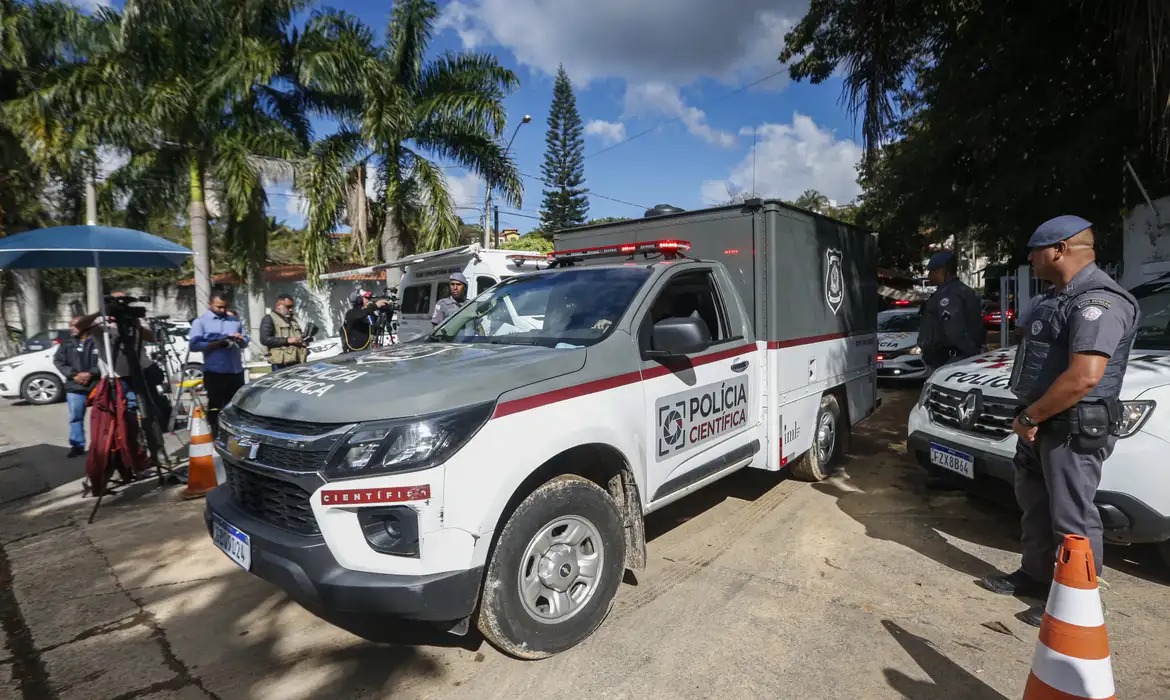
top-left (907, 273), bottom-right (1170, 568)
top-left (204, 200), bottom-right (881, 658)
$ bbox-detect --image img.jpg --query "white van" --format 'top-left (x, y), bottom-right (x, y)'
top-left (391, 245), bottom-right (547, 342)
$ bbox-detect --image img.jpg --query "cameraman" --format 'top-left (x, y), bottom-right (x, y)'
top-left (342, 290), bottom-right (391, 353)
top-left (189, 294), bottom-right (249, 437)
top-left (260, 294), bottom-right (306, 371)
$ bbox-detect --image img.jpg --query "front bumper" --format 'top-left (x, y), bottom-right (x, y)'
top-left (877, 355), bottom-right (929, 380)
top-left (204, 487), bottom-right (482, 621)
top-left (907, 428), bottom-right (1170, 545)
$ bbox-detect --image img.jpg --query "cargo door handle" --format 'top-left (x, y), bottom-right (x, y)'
top-left (730, 360), bottom-right (749, 373)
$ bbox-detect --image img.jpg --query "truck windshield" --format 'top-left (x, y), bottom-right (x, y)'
top-left (1132, 279), bottom-right (1170, 350)
top-left (428, 266), bottom-right (652, 347)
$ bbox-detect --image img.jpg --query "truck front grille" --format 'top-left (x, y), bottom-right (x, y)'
top-left (926, 386), bottom-right (1019, 440)
top-left (255, 444), bottom-right (331, 473)
top-left (225, 464), bottom-right (319, 535)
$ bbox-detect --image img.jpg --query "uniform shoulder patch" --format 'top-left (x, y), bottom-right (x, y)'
top-left (1075, 297), bottom-right (1112, 310)
top-left (1081, 306), bottom-right (1104, 321)
top-left (939, 297), bottom-right (950, 307)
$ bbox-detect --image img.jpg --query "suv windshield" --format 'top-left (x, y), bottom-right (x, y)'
top-left (1132, 278), bottom-right (1170, 350)
top-left (429, 266), bottom-right (652, 347)
top-left (878, 311), bottom-right (921, 332)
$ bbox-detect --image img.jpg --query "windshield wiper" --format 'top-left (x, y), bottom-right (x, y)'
top-left (484, 337), bottom-right (540, 346)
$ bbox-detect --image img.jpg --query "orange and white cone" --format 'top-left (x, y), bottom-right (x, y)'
top-left (181, 406), bottom-right (220, 500)
top-left (1023, 534), bottom-right (1115, 700)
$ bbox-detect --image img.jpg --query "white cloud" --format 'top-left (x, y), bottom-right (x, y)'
top-left (584, 120), bottom-right (627, 146)
top-left (438, 0), bottom-right (805, 87)
top-left (624, 82), bottom-right (736, 148)
top-left (701, 113), bottom-right (863, 206)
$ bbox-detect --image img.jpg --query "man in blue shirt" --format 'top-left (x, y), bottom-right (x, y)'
top-left (188, 294), bottom-right (249, 437)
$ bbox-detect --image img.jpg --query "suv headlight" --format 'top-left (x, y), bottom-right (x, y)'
top-left (1118, 401), bottom-right (1155, 438)
top-left (918, 381), bottom-right (933, 408)
top-left (325, 402), bottom-right (495, 479)
top-left (0, 358), bottom-right (24, 371)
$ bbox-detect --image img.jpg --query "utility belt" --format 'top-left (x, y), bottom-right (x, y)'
top-left (1020, 398), bottom-right (1122, 449)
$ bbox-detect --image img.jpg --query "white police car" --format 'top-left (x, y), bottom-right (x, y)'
top-left (907, 273), bottom-right (1170, 568)
top-left (877, 307), bottom-right (929, 380)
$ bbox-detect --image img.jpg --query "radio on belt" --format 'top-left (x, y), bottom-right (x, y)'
top-left (202, 200), bottom-right (878, 660)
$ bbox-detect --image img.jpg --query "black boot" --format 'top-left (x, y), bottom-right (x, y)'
top-left (1018, 604), bottom-right (1045, 628)
top-left (67, 445), bottom-right (85, 458)
top-left (981, 568), bottom-right (1051, 598)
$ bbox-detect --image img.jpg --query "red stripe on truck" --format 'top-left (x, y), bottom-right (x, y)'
top-left (492, 343), bottom-right (756, 419)
top-left (767, 330), bottom-right (873, 349)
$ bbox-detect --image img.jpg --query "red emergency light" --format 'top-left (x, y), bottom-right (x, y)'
top-left (548, 239), bottom-right (691, 264)
top-left (894, 299), bottom-right (910, 306)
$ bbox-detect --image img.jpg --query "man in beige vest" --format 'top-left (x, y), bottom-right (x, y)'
top-left (259, 294), bottom-right (307, 372)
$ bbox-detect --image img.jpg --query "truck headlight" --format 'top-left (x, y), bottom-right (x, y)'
top-left (1118, 401), bottom-right (1155, 438)
top-left (326, 402), bottom-right (494, 479)
top-left (907, 346), bottom-right (922, 355)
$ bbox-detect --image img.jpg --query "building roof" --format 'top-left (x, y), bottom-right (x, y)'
top-left (177, 263), bottom-right (385, 286)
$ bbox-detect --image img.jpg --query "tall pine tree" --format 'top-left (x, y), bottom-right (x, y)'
top-left (540, 65), bottom-right (589, 233)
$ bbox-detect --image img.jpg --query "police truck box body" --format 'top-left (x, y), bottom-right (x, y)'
top-left (203, 200), bottom-right (879, 658)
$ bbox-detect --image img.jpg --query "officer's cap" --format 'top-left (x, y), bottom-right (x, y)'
top-left (1027, 215), bottom-right (1092, 248)
top-left (449, 272), bottom-right (468, 285)
top-left (925, 251), bottom-right (954, 271)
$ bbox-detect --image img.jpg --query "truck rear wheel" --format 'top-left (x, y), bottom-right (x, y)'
top-left (790, 394), bottom-right (843, 482)
top-left (477, 475), bottom-right (626, 659)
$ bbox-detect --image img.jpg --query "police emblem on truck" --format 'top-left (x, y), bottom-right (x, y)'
top-left (655, 376), bottom-right (750, 460)
top-left (825, 248), bottom-right (844, 315)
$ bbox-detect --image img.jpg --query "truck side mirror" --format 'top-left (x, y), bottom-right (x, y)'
top-left (647, 317), bottom-right (711, 357)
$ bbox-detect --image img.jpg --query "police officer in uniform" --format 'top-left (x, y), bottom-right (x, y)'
top-left (981, 215), bottom-right (1139, 627)
top-left (918, 250), bottom-right (986, 368)
top-left (431, 272), bottom-right (469, 326)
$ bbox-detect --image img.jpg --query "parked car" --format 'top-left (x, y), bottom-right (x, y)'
top-left (980, 301), bottom-right (1015, 329)
top-left (20, 328), bottom-right (71, 354)
top-left (0, 346), bottom-right (65, 405)
top-left (877, 307), bottom-right (929, 380)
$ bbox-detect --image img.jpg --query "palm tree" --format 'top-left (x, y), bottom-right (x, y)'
top-left (794, 189), bottom-right (831, 213)
top-left (295, 0), bottom-right (523, 285)
top-left (93, 0), bottom-right (309, 313)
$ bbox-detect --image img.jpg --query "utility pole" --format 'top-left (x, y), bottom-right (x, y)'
top-left (482, 114), bottom-right (532, 248)
top-left (493, 206), bottom-right (500, 249)
top-left (85, 172), bottom-right (100, 312)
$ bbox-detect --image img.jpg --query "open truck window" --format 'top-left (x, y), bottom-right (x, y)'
top-left (400, 284), bottom-right (433, 315)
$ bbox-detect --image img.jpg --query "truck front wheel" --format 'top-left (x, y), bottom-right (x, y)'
top-left (790, 394), bottom-right (843, 482)
top-left (477, 475), bottom-right (627, 659)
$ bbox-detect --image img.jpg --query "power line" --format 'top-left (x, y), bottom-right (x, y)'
top-left (583, 67), bottom-right (788, 161)
top-left (516, 171), bottom-right (647, 210)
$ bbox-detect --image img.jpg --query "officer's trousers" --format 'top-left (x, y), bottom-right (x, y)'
top-left (1014, 430), bottom-right (1113, 582)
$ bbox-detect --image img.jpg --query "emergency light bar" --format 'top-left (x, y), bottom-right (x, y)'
top-left (548, 239), bottom-right (691, 263)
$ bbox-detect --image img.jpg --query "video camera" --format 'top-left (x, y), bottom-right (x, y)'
top-left (104, 294), bottom-right (149, 322)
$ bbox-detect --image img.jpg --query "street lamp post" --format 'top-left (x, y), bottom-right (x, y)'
top-left (483, 114), bottom-right (531, 248)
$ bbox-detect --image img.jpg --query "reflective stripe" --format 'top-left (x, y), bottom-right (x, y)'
top-left (189, 442), bottom-right (215, 459)
top-left (1030, 645), bottom-right (1115, 699)
top-left (1046, 583), bottom-right (1105, 627)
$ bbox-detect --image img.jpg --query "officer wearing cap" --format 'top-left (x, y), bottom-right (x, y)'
top-left (431, 272), bottom-right (469, 326)
top-left (980, 215), bottom-right (1139, 627)
top-left (918, 250), bottom-right (986, 369)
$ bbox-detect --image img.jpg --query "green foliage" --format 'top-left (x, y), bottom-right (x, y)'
top-left (782, 0), bottom-right (1170, 270)
top-left (586, 216), bottom-right (629, 225)
top-left (539, 64), bottom-right (588, 233)
top-left (295, 0), bottom-right (523, 285)
top-left (500, 234), bottom-right (552, 253)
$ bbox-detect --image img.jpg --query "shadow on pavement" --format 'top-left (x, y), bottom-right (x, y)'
top-left (643, 465), bottom-right (789, 544)
top-left (819, 387), bottom-right (1169, 587)
top-left (882, 619), bottom-right (1008, 700)
top-left (0, 443), bottom-right (79, 506)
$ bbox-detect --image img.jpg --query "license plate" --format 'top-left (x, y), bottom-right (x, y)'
top-left (929, 443), bottom-right (974, 479)
top-left (212, 514), bottom-right (251, 570)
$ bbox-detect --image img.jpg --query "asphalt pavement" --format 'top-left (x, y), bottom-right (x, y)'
top-left (1, 386), bottom-right (1168, 700)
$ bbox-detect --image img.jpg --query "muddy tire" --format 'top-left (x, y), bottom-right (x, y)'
top-left (477, 475), bottom-right (626, 660)
top-left (790, 394), bottom-right (843, 482)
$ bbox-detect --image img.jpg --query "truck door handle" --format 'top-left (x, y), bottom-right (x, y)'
top-left (731, 360), bottom-right (749, 373)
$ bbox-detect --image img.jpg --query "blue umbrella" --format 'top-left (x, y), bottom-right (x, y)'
top-left (0, 224), bottom-right (193, 269)
top-left (0, 225), bottom-right (195, 378)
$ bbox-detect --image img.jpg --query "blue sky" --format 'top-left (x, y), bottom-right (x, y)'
top-left (84, 0), bottom-right (865, 237)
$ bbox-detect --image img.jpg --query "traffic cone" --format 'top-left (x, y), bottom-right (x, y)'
top-left (181, 406), bottom-right (219, 500)
top-left (1023, 534), bottom-right (1115, 700)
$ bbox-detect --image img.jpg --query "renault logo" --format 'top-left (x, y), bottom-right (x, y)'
top-left (957, 390), bottom-right (982, 429)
